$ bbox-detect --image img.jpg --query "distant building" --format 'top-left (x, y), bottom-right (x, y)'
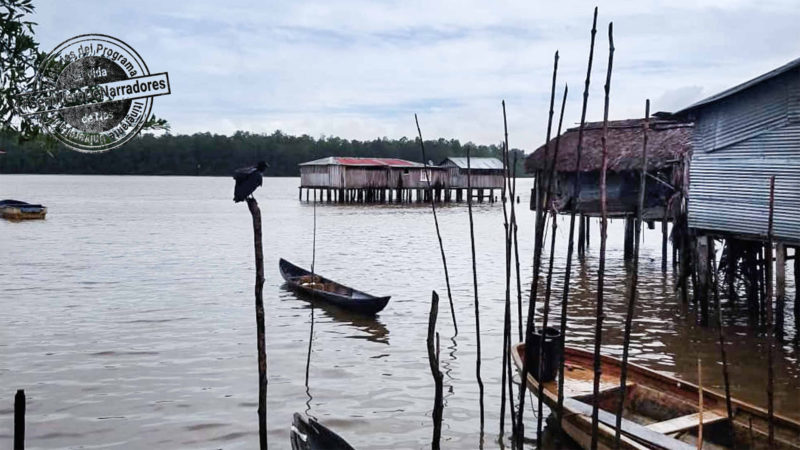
top-left (297, 156), bottom-right (503, 203)
top-left (438, 157), bottom-right (504, 189)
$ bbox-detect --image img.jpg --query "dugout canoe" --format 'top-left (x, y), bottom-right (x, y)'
top-left (279, 258), bottom-right (390, 315)
top-left (512, 343), bottom-right (800, 449)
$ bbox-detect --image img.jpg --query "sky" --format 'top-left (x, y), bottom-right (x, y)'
top-left (32, 0), bottom-right (800, 151)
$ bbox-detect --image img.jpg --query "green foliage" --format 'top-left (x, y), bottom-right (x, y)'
top-left (0, 0), bottom-right (43, 137)
top-left (0, 129), bottom-right (529, 176)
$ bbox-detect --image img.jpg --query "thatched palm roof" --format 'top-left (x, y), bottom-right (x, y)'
top-left (525, 118), bottom-right (693, 173)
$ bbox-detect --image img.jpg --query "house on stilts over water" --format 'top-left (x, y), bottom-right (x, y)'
top-left (525, 118), bottom-right (694, 261)
top-left (298, 156), bottom-right (504, 204)
top-left (672, 57), bottom-right (800, 331)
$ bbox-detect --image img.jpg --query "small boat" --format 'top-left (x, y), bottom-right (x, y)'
top-left (512, 343), bottom-right (800, 449)
top-left (290, 413), bottom-right (356, 450)
top-left (279, 259), bottom-right (390, 315)
top-left (0, 199), bottom-right (47, 220)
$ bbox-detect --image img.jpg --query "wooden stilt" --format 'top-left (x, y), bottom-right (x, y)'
top-left (766, 176), bottom-right (776, 447)
top-left (14, 389), bottom-right (24, 450)
top-left (662, 210), bottom-right (669, 273)
top-left (795, 247), bottom-right (800, 341)
top-left (697, 235), bottom-right (710, 326)
top-left (578, 213), bottom-right (586, 258)
top-left (624, 216), bottom-right (635, 261)
top-left (585, 215), bottom-right (591, 249)
top-left (776, 243), bottom-right (786, 340)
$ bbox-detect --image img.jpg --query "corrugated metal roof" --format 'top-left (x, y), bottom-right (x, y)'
top-left (674, 56), bottom-right (800, 116)
top-left (440, 157), bottom-right (504, 170)
top-left (299, 157), bottom-right (424, 167)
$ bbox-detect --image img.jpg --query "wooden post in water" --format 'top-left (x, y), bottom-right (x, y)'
top-left (590, 21), bottom-right (614, 450)
top-left (427, 291), bottom-right (443, 450)
top-left (578, 214), bottom-right (586, 258)
top-left (614, 99), bottom-right (649, 449)
top-left (766, 176), bottom-right (775, 446)
top-left (710, 238), bottom-right (736, 445)
top-left (466, 146), bottom-right (485, 433)
top-left (623, 216), bottom-right (634, 262)
top-left (245, 197), bottom-right (268, 450)
top-left (536, 82), bottom-right (568, 450)
top-left (697, 358), bottom-right (704, 450)
top-left (516, 49), bottom-right (561, 446)
top-left (697, 235), bottom-right (710, 326)
top-left (14, 389), bottom-right (24, 450)
top-left (556, 7), bottom-right (598, 436)
top-left (415, 114), bottom-right (458, 336)
top-left (796, 247), bottom-right (800, 341)
top-left (662, 209), bottom-right (669, 273)
top-left (776, 243), bottom-right (786, 340)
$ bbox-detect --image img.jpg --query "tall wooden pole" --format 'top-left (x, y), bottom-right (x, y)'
top-left (557, 7), bottom-right (598, 433)
top-left (513, 153), bottom-right (525, 343)
top-left (590, 21), bottom-right (614, 450)
top-left (14, 389), bottom-right (24, 450)
top-left (614, 99), bottom-right (648, 448)
top-left (710, 238), bottom-right (735, 445)
top-left (536, 83), bottom-right (568, 449)
top-left (466, 146), bottom-right (485, 433)
top-left (246, 197), bottom-right (268, 450)
top-left (427, 291), bottom-right (444, 450)
top-left (766, 176), bottom-right (776, 446)
top-left (415, 114), bottom-right (458, 335)
top-left (516, 49), bottom-right (560, 447)
top-left (499, 101), bottom-right (517, 436)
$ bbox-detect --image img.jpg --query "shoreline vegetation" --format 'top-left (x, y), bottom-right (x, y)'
top-left (0, 130), bottom-right (527, 177)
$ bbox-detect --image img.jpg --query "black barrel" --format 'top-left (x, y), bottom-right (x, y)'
top-left (525, 327), bottom-right (562, 382)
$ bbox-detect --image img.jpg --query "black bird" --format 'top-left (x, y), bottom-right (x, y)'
top-left (233, 161), bottom-right (268, 202)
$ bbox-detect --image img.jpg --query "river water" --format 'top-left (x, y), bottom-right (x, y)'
top-left (1, 175), bottom-right (798, 449)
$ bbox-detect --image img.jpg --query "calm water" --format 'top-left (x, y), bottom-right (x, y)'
top-left (1, 175), bottom-right (798, 449)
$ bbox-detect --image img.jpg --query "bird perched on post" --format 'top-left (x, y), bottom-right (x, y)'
top-left (233, 161), bottom-right (269, 202)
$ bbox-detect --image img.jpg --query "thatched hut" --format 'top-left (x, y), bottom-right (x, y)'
top-left (525, 118), bottom-right (693, 219)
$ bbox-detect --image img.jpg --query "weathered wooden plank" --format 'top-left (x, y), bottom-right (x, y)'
top-left (647, 410), bottom-right (727, 435)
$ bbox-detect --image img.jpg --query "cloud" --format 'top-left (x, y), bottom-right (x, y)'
top-left (31, 0), bottom-right (800, 150)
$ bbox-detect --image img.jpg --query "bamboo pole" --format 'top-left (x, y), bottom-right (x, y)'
top-left (466, 146), bottom-right (485, 433)
top-left (245, 197), bottom-right (268, 450)
top-left (536, 83), bottom-right (568, 449)
top-left (415, 114), bottom-right (458, 336)
top-left (697, 358), bottom-right (704, 450)
top-left (15, 389), bottom-right (24, 450)
top-left (516, 49), bottom-right (561, 447)
top-left (614, 99), bottom-right (649, 449)
top-left (766, 176), bottom-right (776, 446)
top-left (590, 21), bottom-right (614, 450)
top-left (557, 7), bottom-right (598, 433)
top-left (710, 238), bottom-right (735, 445)
top-left (499, 100), bottom-right (517, 436)
top-left (427, 291), bottom-right (444, 450)
top-left (513, 153), bottom-right (524, 343)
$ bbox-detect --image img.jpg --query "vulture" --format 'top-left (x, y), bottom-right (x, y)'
top-left (233, 161), bottom-right (268, 202)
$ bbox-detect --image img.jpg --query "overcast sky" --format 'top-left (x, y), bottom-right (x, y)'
top-left (33, 0), bottom-right (800, 151)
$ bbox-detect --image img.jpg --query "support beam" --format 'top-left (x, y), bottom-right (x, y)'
top-left (696, 235), bottom-right (710, 326)
top-left (776, 243), bottom-right (786, 339)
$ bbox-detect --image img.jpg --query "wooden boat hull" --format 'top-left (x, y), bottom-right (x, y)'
top-left (279, 258), bottom-right (390, 315)
top-left (0, 200), bottom-right (46, 220)
top-left (290, 413), bottom-right (356, 450)
top-left (512, 343), bottom-right (800, 450)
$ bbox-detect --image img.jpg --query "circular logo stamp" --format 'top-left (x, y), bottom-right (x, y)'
top-left (17, 34), bottom-right (171, 152)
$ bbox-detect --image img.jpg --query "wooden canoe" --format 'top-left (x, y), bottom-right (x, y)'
top-left (279, 258), bottom-right (390, 315)
top-left (0, 199), bottom-right (47, 220)
top-left (290, 413), bottom-right (356, 450)
top-left (512, 343), bottom-right (800, 450)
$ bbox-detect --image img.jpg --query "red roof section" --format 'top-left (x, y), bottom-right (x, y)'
top-left (335, 157), bottom-right (417, 167)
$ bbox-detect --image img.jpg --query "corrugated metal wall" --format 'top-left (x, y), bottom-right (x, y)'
top-left (689, 121), bottom-right (800, 244)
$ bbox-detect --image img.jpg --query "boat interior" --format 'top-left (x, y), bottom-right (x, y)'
top-left (295, 275), bottom-right (354, 296)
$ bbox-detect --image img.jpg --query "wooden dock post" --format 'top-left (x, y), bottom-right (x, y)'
top-left (776, 243), bottom-right (786, 339)
top-left (662, 210), bottom-right (669, 273)
top-left (245, 198), bottom-right (268, 450)
top-left (795, 247), bottom-right (799, 340)
top-left (696, 235), bottom-right (710, 326)
top-left (427, 291), bottom-right (443, 450)
top-left (578, 214), bottom-right (586, 258)
top-left (624, 216), bottom-right (635, 261)
top-left (14, 389), bottom-right (24, 450)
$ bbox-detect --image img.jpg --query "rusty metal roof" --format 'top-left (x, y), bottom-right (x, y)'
top-left (440, 157), bottom-right (504, 170)
top-left (299, 157), bottom-right (424, 167)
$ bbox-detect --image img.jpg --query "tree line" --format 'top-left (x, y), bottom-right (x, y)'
top-left (0, 130), bottom-right (529, 176)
